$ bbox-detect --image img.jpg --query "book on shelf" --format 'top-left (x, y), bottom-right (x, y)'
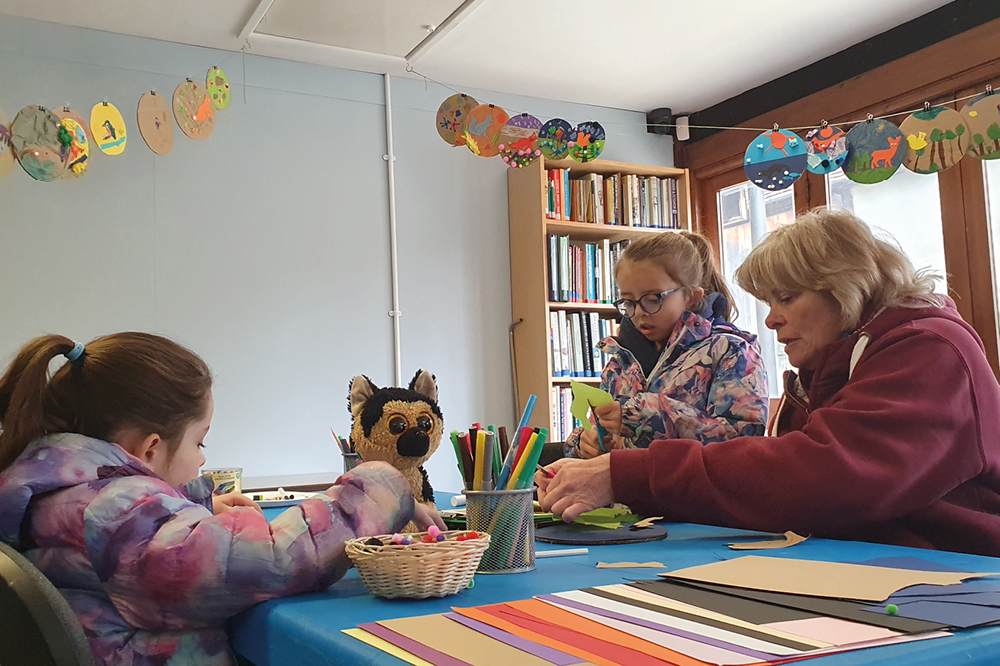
top-left (547, 309), bottom-right (619, 380)
top-left (548, 235), bottom-right (629, 305)
top-left (545, 168), bottom-right (682, 228)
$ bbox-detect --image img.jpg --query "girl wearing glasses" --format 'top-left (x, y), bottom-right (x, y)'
top-left (566, 231), bottom-right (768, 458)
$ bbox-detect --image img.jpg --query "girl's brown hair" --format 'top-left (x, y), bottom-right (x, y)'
top-left (0, 332), bottom-right (212, 471)
top-left (616, 231), bottom-right (737, 321)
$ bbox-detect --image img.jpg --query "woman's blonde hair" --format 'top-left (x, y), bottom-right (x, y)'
top-left (734, 207), bottom-right (943, 330)
top-left (616, 231), bottom-right (737, 321)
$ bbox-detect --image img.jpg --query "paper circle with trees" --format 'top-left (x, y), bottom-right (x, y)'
top-left (743, 129), bottom-right (806, 191)
top-left (961, 93), bottom-right (1000, 161)
top-left (498, 113), bottom-right (542, 168)
top-left (90, 102), bottom-right (128, 156)
top-left (900, 106), bottom-right (968, 173)
top-left (11, 106), bottom-right (68, 181)
top-left (804, 125), bottom-right (847, 174)
top-left (207, 67), bottom-right (231, 110)
top-left (464, 104), bottom-right (509, 158)
top-left (0, 106), bottom-right (14, 179)
top-left (54, 107), bottom-right (95, 146)
top-left (435, 94), bottom-right (478, 147)
top-left (57, 117), bottom-right (90, 179)
top-left (538, 119), bottom-right (573, 160)
top-left (843, 119), bottom-right (904, 184)
top-left (173, 80), bottom-right (216, 140)
top-left (569, 121), bottom-right (606, 163)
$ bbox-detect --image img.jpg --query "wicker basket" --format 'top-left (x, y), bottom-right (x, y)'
top-left (345, 530), bottom-right (490, 599)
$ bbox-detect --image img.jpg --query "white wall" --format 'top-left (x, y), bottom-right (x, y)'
top-left (0, 15), bottom-right (672, 492)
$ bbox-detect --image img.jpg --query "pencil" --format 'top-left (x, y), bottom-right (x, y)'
top-left (331, 428), bottom-right (346, 455)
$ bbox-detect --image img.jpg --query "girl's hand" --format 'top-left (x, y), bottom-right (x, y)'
top-left (536, 456), bottom-right (614, 523)
top-left (594, 401), bottom-right (623, 435)
top-left (579, 429), bottom-right (623, 459)
top-left (413, 502), bottom-right (447, 532)
top-left (212, 491), bottom-right (263, 515)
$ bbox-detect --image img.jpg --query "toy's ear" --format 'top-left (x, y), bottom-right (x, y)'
top-left (349, 375), bottom-right (377, 418)
top-left (408, 369), bottom-right (438, 403)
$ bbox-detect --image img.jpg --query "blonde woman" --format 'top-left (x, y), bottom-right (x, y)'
top-left (537, 208), bottom-right (1000, 557)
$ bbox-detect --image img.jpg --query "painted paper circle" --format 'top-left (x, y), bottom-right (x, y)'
top-left (54, 107), bottom-right (95, 146)
top-left (805, 125), bottom-right (847, 174)
top-left (435, 94), bottom-right (478, 147)
top-left (961, 93), bottom-right (1000, 161)
top-left (464, 104), bottom-right (509, 158)
top-left (173, 80), bottom-right (216, 140)
top-left (569, 121), bottom-right (606, 163)
top-left (90, 102), bottom-right (128, 156)
top-left (0, 106), bottom-right (14, 179)
top-left (11, 106), bottom-right (68, 181)
top-left (207, 67), bottom-right (231, 110)
top-left (843, 119), bottom-right (905, 184)
top-left (538, 118), bottom-right (573, 160)
top-left (900, 106), bottom-right (968, 173)
top-left (58, 117), bottom-right (90, 179)
top-left (498, 114), bottom-right (542, 168)
top-left (138, 92), bottom-right (175, 155)
top-left (743, 129), bottom-right (806, 191)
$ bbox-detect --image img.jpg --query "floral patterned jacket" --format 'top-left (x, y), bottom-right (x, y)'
top-left (0, 433), bottom-right (414, 666)
top-left (565, 308), bottom-right (768, 455)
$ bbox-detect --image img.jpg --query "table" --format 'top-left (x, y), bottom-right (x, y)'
top-left (230, 496), bottom-right (1000, 666)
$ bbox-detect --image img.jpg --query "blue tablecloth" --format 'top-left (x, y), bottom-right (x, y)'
top-left (230, 496), bottom-right (1000, 666)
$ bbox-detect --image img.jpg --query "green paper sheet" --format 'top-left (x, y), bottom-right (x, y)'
top-left (569, 381), bottom-right (614, 430)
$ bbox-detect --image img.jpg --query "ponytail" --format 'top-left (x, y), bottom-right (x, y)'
top-left (0, 336), bottom-right (78, 470)
top-left (679, 231), bottom-right (738, 322)
top-left (0, 332), bottom-right (213, 472)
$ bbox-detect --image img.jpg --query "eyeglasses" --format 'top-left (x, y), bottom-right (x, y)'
top-left (613, 287), bottom-right (684, 318)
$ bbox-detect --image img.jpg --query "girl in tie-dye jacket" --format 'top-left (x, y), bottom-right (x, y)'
top-left (566, 232), bottom-right (768, 458)
top-left (0, 333), bottom-right (438, 666)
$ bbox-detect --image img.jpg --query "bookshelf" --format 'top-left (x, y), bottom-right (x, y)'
top-left (507, 158), bottom-right (691, 443)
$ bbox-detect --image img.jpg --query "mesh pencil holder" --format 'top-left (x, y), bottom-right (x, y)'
top-left (464, 488), bottom-right (535, 574)
top-left (345, 530), bottom-right (490, 599)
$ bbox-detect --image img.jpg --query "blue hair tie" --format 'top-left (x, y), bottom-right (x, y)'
top-left (65, 342), bottom-right (85, 362)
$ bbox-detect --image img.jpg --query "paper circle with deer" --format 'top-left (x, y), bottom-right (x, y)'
top-left (0, 106), bottom-right (14, 179)
top-left (569, 121), bottom-right (606, 163)
top-left (436, 94), bottom-right (478, 147)
top-left (11, 106), bottom-right (68, 181)
top-left (464, 104), bottom-right (509, 158)
top-left (743, 129), bottom-right (806, 191)
top-left (805, 125), bottom-right (847, 174)
top-left (961, 93), bottom-right (1000, 161)
top-left (843, 119), bottom-right (904, 184)
top-left (173, 80), bottom-right (215, 140)
top-left (498, 113), bottom-right (541, 168)
top-left (900, 106), bottom-right (968, 173)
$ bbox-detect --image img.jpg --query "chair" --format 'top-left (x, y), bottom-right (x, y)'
top-left (0, 541), bottom-right (95, 666)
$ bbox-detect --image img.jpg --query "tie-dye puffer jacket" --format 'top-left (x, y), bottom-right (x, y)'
top-left (565, 308), bottom-right (768, 456)
top-left (0, 433), bottom-right (414, 665)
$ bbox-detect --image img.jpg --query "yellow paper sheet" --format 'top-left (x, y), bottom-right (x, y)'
top-left (662, 555), bottom-right (987, 602)
top-left (379, 613), bottom-right (566, 666)
top-left (342, 628), bottom-right (434, 666)
top-left (569, 381), bottom-right (613, 430)
top-left (728, 532), bottom-right (808, 550)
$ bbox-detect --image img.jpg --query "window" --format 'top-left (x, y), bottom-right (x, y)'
top-left (986, 160), bottom-right (1000, 302)
top-left (827, 169), bottom-right (948, 292)
top-left (718, 182), bottom-right (796, 397)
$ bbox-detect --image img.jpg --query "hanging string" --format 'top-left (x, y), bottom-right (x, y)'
top-left (405, 63), bottom-right (996, 135)
top-left (242, 42), bottom-right (249, 105)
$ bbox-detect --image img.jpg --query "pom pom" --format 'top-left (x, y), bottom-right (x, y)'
top-left (391, 534), bottom-right (404, 544)
top-left (428, 525), bottom-right (441, 538)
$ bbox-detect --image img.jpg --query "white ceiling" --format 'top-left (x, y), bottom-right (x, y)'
top-left (0, 0), bottom-right (957, 113)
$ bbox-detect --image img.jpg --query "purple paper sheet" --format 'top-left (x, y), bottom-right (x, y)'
top-left (537, 594), bottom-right (780, 661)
top-left (444, 612), bottom-right (580, 665)
top-left (358, 622), bottom-right (471, 666)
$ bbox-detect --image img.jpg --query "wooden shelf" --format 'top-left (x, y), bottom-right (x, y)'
top-left (545, 219), bottom-right (679, 243)
top-left (552, 376), bottom-right (601, 384)
top-left (548, 301), bottom-right (619, 313)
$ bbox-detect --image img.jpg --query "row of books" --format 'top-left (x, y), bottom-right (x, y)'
top-left (545, 169), bottom-right (682, 228)
top-left (549, 310), bottom-right (620, 378)
top-left (550, 387), bottom-right (584, 445)
top-left (548, 235), bottom-right (629, 303)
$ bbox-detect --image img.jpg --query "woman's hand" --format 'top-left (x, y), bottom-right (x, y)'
top-left (212, 491), bottom-right (263, 515)
top-left (412, 502), bottom-right (447, 532)
top-left (579, 429), bottom-right (624, 459)
top-left (534, 456), bottom-right (614, 523)
top-left (594, 401), bottom-right (623, 435)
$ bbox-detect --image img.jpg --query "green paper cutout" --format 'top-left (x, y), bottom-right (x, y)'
top-left (573, 507), bottom-right (640, 530)
top-left (570, 381), bottom-right (614, 430)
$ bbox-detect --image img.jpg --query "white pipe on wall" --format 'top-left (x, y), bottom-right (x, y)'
top-left (383, 74), bottom-right (403, 387)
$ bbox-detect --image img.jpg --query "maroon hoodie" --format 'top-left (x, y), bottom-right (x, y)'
top-left (611, 301), bottom-right (1000, 556)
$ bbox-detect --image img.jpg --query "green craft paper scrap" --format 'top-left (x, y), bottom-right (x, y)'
top-left (573, 507), bottom-right (640, 529)
top-left (570, 381), bottom-right (614, 430)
